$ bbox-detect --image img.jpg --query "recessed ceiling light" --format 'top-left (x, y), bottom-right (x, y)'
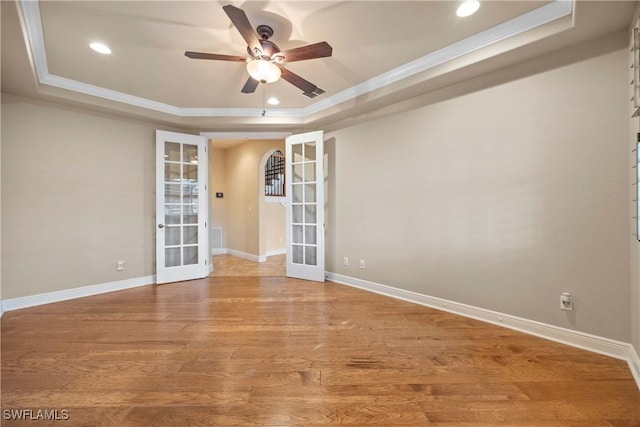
top-left (457, 0), bottom-right (480, 17)
top-left (89, 42), bottom-right (111, 55)
top-left (267, 97), bottom-right (280, 106)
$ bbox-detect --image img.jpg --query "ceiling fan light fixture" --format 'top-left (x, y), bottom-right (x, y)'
top-left (247, 59), bottom-right (281, 84)
top-left (457, 0), bottom-right (480, 17)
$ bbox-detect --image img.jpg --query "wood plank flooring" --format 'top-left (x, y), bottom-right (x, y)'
top-left (211, 254), bottom-right (285, 277)
top-left (2, 277), bottom-right (639, 426)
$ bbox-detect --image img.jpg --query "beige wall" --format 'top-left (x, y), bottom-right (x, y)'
top-left (326, 44), bottom-right (630, 342)
top-left (264, 202), bottom-right (285, 253)
top-left (210, 147), bottom-right (227, 249)
top-left (1, 93), bottom-right (162, 299)
top-left (224, 139), bottom-right (285, 257)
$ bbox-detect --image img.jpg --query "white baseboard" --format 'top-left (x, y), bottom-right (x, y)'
top-left (1, 275), bottom-right (156, 313)
top-left (325, 272), bottom-right (639, 390)
top-left (266, 248), bottom-right (286, 257)
top-left (227, 248), bottom-right (266, 263)
top-left (629, 345), bottom-right (640, 388)
top-left (212, 247), bottom-right (280, 261)
top-left (265, 196), bottom-right (286, 204)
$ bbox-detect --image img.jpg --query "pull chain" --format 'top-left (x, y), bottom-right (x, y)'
top-left (262, 84), bottom-right (266, 117)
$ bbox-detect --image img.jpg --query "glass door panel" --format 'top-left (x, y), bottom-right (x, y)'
top-left (162, 140), bottom-right (201, 269)
top-left (290, 142), bottom-right (316, 267)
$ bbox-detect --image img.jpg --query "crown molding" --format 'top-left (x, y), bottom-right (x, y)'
top-left (200, 131), bottom-right (292, 139)
top-left (18, 0), bottom-right (573, 120)
top-left (303, 0), bottom-right (573, 117)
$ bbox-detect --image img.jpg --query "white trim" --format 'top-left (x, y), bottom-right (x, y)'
top-left (211, 248), bottom-right (280, 259)
top-left (227, 248), bottom-right (266, 263)
top-left (266, 248), bottom-right (286, 257)
top-left (326, 271), bottom-right (640, 391)
top-left (42, 74), bottom-right (182, 116)
top-left (19, 0), bottom-right (49, 80)
top-left (1, 275), bottom-right (155, 313)
top-left (629, 345), bottom-right (640, 389)
top-left (19, 1), bottom-right (573, 119)
top-left (265, 196), bottom-right (286, 204)
top-left (200, 132), bottom-right (292, 140)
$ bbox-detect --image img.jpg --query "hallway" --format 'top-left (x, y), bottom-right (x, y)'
top-left (210, 254), bottom-right (286, 277)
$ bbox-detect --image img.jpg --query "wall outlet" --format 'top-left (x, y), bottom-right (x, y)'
top-left (359, 260), bottom-right (365, 269)
top-left (116, 260), bottom-right (125, 271)
top-left (560, 292), bottom-right (573, 311)
top-left (343, 257), bottom-right (349, 266)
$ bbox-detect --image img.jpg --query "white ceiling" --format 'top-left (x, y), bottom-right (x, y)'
top-left (1, 1), bottom-right (637, 132)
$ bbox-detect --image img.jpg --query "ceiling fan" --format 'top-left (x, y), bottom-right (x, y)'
top-left (185, 5), bottom-right (333, 98)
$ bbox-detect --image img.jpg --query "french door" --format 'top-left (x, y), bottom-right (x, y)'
top-left (155, 130), bottom-right (209, 284)
top-left (285, 131), bottom-right (325, 282)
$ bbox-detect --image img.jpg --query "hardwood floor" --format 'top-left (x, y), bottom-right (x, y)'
top-left (211, 254), bottom-right (286, 277)
top-left (2, 276), bottom-right (639, 426)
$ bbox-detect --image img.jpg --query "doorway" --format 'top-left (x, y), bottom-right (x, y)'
top-left (203, 133), bottom-right (289, 277)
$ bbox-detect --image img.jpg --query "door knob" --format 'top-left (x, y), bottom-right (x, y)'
top-left (158, 224), bottom-right (166, 229)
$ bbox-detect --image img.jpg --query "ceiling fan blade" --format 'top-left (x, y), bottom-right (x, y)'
top-left (222, 5), bottom-right (263, 57)
top-left (276, 42), bottom-right (333, 63)
top-left (185, 51), bottom-right (247, 62)
top-left (279, 67), bottom-right (326, 98)
top-left (241, 77), bottom-right (259, 94)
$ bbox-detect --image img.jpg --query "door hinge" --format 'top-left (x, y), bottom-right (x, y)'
top-left (205, 221), bottom-right (207, 228)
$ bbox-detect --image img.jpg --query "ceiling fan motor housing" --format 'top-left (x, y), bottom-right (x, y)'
top-left (248, 40), bottom-right (280, 60)
top-left (246, 26), bottom-right (280, 60)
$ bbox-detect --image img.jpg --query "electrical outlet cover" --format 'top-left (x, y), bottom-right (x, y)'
top-left (560, 293), bottom-right (572, 311)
